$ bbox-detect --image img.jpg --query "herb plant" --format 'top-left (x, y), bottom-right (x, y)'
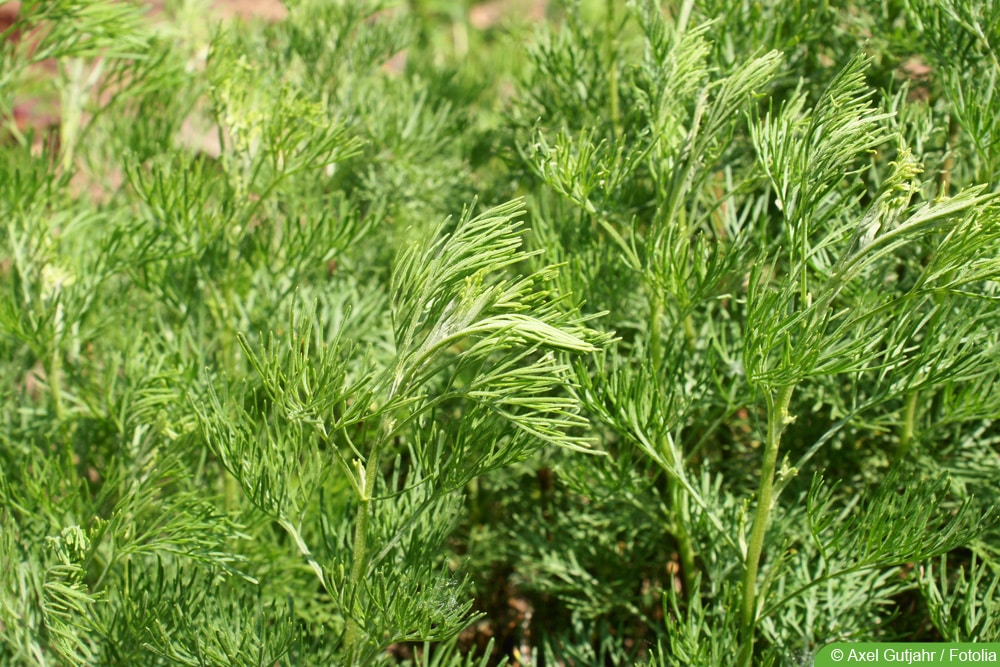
top-left (1, 1), bottom-right (999, 666)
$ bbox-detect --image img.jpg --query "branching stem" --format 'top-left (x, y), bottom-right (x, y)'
top-left (739, 383), bottom-right (795, 666)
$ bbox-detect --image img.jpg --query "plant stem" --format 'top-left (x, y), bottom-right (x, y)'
top-left (49, 299), bottom-right (72, 475)
top-left (605, 0), bottom-right (621, 140)
top-left (649, 291), bottom-right (663, 370)
top-left (278, 517), bottom-right (327, 591)
top-left (409, 0), bottom-right (430, 48)
top-left (738, 383), bottom-right (795, 667)
top-left (941, 113), bottom-right (959, 196)
top-left (344, 494), bottom-right (372, 658)
top-left (897, 390), bottom-right (919, 460)
top-left (676, 0), bottom-right (695, 36)
top-left (649, 289), bottom-right (698, 599)
top-left (49, 337), bottom-right (64, 423)
top-left (671, 479), bottom-right (697, 598)
top-left (343, 417), bottom-right (389, 661)
top-left (683, 312), bottom-right (697, 352)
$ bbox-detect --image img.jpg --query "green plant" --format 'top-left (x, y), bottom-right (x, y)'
top-left (504, 0), bottom-right (1000, 662)
top-left (2, 1), bottom-right (999, 666)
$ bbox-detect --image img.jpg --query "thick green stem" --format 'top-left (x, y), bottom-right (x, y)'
top-left (344, 416), bottom-right (390, 661)
top-left (670, 478), bottom-right (697, 598)
top-left (59, 59), bottom-right (87, 174)
top-left (223, 471), bottom-right (239, 514)
top-left (676, 0), bottom-right (695, 36)
top-left (682, 313), bottom-right (697, 352)
top-left (344, 499), bottom-right (371, 656)
top-left (343, 487), bottom-right (372, 658)
top-left (738, 384), bottom-right (795, 667)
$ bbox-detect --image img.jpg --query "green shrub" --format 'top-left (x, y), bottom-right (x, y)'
top-left (2, 1), bottom-right (998, 665)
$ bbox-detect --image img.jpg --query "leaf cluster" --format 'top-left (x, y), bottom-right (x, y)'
top-left (2, 1), bottom-right (1000, 666)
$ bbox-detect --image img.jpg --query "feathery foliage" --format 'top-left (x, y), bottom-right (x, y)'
top-left (1, 0), bottom-right (999, 665)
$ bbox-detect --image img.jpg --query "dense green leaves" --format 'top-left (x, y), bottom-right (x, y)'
top-left (2, 0), bottom-right (999, 665)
